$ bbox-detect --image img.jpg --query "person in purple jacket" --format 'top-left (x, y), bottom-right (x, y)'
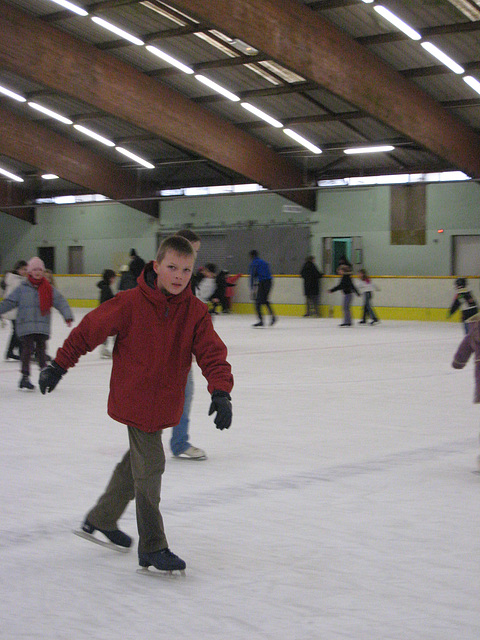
top-left (452, 311), bottom-right (480, 470)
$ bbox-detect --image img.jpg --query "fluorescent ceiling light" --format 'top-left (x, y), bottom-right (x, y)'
top-left (116, 147), bottom-right (155, 169)
top-left (0, 85), bottom-right (26, 102)
top-left (74, 124), bottom-right (115, 147)
top-left (361, 0), bottom-right (374, 3)
top-left (195, 75), bottom-right (240, 101)
top-left (463, 75), bottom-right (480, 95)
top-left (420, 42), bottom-right (465, 74)
top-left (373, 6), bottom-right (421, 40)
top-left (283, 129), bottom-right (322, 154)
top-left (0, 166), bottom-right (24, 182)
top-left (344, 145), bottom-right (395, 154)
top-left (42, 174), bottom-right (59, 180)
top-left (91, 17), bottom-right (144, 45)
top-left (28, 102), bottom-right (73, 125)
top-left (47, 0), bottom-right (88, 16)
top-left (241, 103), bottom-right (283, 128)
top-left (145, 46), bottom-right (194, 74)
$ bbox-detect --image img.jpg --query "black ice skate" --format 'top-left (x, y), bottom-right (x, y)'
top-left (73, 518), bottom-right (132, 553)
top-left (137, 548), bottom-right (186, 576)
top-left (19, 375), bottom-right (34, 390)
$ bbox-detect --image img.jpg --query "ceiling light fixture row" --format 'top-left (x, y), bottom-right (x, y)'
top-left (43, 0), bottom-right (332, 156)
top-left (361, 0), bottom-right (480, 95)
top-left (0, 84), bottom-right (155, 179)
top-left (1, 0), bottom-right (402, 186)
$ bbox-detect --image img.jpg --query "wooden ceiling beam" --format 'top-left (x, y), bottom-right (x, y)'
top-left (0, 179), bottom-right (35, 223)
top-left (0, 105), bottom-right (158, 219)
top-left (0, 1), bottom-right (314, 211)
top-left (170, 0), bottom-right (480, 178)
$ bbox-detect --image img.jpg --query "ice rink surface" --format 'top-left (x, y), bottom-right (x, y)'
top-left (0, 310), bottom-right (478, 640)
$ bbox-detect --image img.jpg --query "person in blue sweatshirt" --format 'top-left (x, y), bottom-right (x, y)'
top-left (248, 250), bottom-right (276, 327)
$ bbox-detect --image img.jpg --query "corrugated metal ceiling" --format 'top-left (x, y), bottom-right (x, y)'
top-left (1, 0), bottom-right (480, 203)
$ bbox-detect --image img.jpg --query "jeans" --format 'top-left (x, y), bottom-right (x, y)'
top-left (343, 293), bottom-right (353, 325)
top-left (362, 292), bottom-right (378, 322)
top-left (170, 368), bottom-right (194, 455)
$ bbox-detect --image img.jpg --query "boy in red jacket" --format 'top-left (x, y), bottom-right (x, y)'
top-left (39, 236), bottom-right (233, 574)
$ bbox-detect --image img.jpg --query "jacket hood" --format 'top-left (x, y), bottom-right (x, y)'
top-left (138, 260), bottom-right (193, 306)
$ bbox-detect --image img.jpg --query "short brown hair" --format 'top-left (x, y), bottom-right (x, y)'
top-left (175, 228), bottom-right (200, 244)
top-left (156, 235), bottom-right (195, 263)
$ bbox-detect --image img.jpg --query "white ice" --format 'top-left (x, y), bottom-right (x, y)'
top-left (0, 311), bottom-right (478, 640)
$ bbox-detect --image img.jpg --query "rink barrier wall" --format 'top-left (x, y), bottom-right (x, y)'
top-left (1, 274), bottom-right (478, 323)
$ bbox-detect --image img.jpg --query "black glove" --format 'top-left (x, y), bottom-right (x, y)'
top-left (208, 390), bottom-right (232, 430)
top-left (39, 361), bottom-right (67, 394)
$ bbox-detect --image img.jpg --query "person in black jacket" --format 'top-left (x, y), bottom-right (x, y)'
top-left (300, 256), bottom-right (323, 317)
top-left (328, 257), bottom-right (359, 327)
top-left (97, 268), bottom-right (116, 357)
top-left (129, 249), bottom-right (145, 282)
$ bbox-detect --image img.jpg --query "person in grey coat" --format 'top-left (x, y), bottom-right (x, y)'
top-left (0, 257), bottom-right (73, 390)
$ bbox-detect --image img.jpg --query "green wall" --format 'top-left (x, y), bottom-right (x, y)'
top-left (1, 180), bottom-right (480, 274)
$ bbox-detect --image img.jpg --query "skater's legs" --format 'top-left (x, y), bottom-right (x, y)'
top-left (128, 426), bottom-right (168, 553)
top-left (87, 450), bottom-right (135, 530)
top-left (259, 280), bottom-right (275, 319)
top-left (20, 335), bottom-right (34, 376)
top-left (34, 335), bottom-right (47, 370)
top-left (170, 368), bottom-right (194, 455)
top-left (6, 320), bottom-right (22, 358)
top-left (364, 293), bottom-right (378, 322)
top-left (343, 293), bottom-right (353, 325)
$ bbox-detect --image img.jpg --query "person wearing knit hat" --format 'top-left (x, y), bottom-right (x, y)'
top-left (0, 257), bottom-right (74, 390)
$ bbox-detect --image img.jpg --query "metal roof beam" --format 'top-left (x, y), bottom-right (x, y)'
top-left (357, 19), bottom-right (480, 46)
top-left (0, 1), bottom-right (313, 210)
top-left (169, 0), bottom-right (480, 178)
top-left (0, 105), bottom-right (158, 219)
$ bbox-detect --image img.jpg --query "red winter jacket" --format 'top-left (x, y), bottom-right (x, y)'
top-left (55, 263), bottom-right (233, 432)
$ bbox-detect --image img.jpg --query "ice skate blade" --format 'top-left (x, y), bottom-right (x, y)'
top-left (73, 529), bottom-right (131, 553)
top-left (136, 567), bottom-right (186, 577)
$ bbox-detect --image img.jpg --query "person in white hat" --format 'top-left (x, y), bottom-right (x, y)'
top-left (0, 257), bottom-right (73, 390)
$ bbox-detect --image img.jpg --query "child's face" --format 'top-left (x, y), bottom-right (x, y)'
top-left (154, 249), bottom-right (194, 296)
top-left (29, 266), bottom-right (45, 280)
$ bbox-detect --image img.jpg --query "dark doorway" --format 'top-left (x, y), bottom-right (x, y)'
top-left (38, 246), bottom-right (55, 272)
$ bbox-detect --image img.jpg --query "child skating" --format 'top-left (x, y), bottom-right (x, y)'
top-left (448, 278), bottom-right (478, 334)
top-left (39, 236), bottom-right (233, 575)
top-left (0, 257), bottom-right (73, 390)
top-left (357, 268), bottom-right (379, 325)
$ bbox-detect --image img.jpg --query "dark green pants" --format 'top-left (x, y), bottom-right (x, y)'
top-left (87, 426), bottom-right (168, 553)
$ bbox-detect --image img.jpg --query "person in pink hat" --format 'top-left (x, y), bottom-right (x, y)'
top-left (0, 257), bottom-right (73, 390)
